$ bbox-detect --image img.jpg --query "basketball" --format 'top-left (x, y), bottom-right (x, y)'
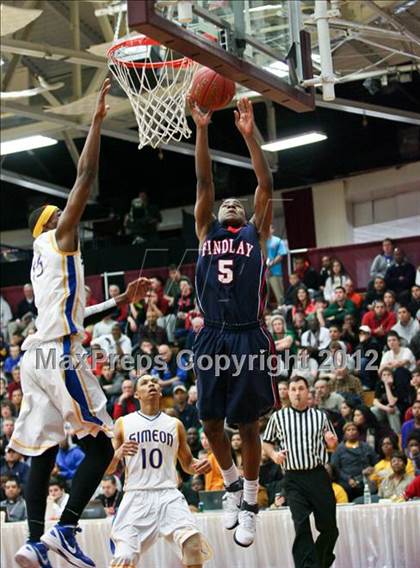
top-left (189, 66), bottom-right (236, 111)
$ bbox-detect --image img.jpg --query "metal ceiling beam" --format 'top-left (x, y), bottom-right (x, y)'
top-left (334, 61), bottom-right (417, 84)
top-left (70, 1), bottom-right (82, 100)
top-left (306, 17), bottom-right (414, 42)
top-left (95, 1), bottom-right (115, 42)
top-left (331, 18), bottom-right (417, 42)
top-left (352, 35), bottom-right (420, 61)
top-left (0, 38), bottom-right (106, 68)
top-left (1, 101), bottom-right (261, 170)
top-left (0, 169), bottom-right (94, 203)
top-left (365, 0), bottom-right (420, 48)
top-left (2, 0), bottom-right (42, 91)
top-left (238, 88), bottom-right (420, 125)
top-left (315, 95), bottom-right (420, 125)
top-left (46, 0), bottom-right (103, 45)
top-left (30, 75), bottom-right (80, 168)
top-left (87, 2), bottom-right (115, 97)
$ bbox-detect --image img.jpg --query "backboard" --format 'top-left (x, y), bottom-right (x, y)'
top-left (126, 0), bottom-right (315, 112)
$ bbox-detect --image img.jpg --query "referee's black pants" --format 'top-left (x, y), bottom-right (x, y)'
top-left (284, 465), bottom-right (339, 568)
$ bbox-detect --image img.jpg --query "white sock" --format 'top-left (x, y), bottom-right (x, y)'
top-left (221, 463), bottom-right (240, 487)
top-left (243, 478), bottom-right (259, 505)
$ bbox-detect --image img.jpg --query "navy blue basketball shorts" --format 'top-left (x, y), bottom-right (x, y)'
top-left (193, 323), bottom-right (280, 424)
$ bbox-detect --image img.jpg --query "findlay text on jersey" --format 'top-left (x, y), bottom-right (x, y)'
top-left (200, 237), bottom-right (254, 257)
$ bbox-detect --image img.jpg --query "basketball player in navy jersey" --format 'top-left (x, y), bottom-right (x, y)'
top-left (189, 96), bottom-right (279, 547)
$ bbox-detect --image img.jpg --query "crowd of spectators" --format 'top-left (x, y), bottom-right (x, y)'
top-left (1, 237), bottom-right (419, 521)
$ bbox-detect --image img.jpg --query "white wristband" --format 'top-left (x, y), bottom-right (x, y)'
top-left (84, 298), bottom-right (117, 318)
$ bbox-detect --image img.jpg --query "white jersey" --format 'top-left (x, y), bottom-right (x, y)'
top-left (121, 411), bottom-right (179, 491)
top-left (22, 229), bottom-right (85, 350)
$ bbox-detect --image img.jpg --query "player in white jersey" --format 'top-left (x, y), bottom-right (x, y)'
top-left (108, 375), bottom-right (213, 568)
top-left (12, 79), bottom-right (149, 568)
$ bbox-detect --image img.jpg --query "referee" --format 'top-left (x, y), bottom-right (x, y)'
top-left (263, 376), bottom-right (339, 568)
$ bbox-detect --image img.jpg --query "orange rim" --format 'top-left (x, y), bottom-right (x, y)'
top-left (107, 35), bottom-right (193, 70)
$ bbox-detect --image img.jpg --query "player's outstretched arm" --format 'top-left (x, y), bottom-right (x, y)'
top-left (56, 79), bottom-right (111, 252)
top-left (83, 277), bottom-right (151, 326)
top-left (176, 419), bottom-right (211, 475)
top-left (234, 97), bottom-right (273, 240)
top-left (118, 277), bottom-right (151, 306)
top-left (188, 96), bottom-right (215, 244)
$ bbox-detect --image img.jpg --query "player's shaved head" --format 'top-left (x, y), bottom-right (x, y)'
top-left (218, 198), bottom-right (247, 227)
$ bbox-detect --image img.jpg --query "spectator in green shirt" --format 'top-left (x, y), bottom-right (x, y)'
top-left (271, 315), bottom-right (296, 355)
top-left (324, 287), bottom-right (356, 326)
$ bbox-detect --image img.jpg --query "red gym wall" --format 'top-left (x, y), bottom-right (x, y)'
top-left (282, 188), bottom-right (317, 249)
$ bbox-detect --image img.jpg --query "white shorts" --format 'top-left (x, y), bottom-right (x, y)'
top-left (10, 338), bottom-right (113, 456)
top-left (110, 488), bottom-right (199, 567)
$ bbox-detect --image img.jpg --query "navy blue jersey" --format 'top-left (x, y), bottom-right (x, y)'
top-left (195, 220), bottom-right (267, 325)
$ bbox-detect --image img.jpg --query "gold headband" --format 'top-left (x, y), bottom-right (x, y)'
top-left (32, 205), bottom-right (58, 238)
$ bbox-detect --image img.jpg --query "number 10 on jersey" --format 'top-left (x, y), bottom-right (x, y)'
top-left (140, 448), bottom-right (163, 469)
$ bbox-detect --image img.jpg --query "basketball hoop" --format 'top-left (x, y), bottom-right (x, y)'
top-left (107, 35), bottom-right (197, 149)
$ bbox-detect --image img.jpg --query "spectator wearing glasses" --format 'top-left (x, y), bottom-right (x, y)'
top-left (370, 436), bottom-right (414, 489)
top-left (378, 452), bottom-right (413, 500)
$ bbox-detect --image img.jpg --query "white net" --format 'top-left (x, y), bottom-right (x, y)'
top-left (107, 36), bottom-right (197, 149)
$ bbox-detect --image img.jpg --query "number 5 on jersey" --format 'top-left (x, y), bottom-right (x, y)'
top-left (218, 259), bottom-right (233, 283)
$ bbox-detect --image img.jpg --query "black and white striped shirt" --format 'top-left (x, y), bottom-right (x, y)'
top-left (263, 407), bottom-right (335, 471)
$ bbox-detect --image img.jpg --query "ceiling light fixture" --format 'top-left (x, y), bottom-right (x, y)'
top-left (262, 131), bottom-right (327, 152)
top-left (394, 0), bottom-right (416, 15)
top-left (0, 135), bottom-right (58, 156)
